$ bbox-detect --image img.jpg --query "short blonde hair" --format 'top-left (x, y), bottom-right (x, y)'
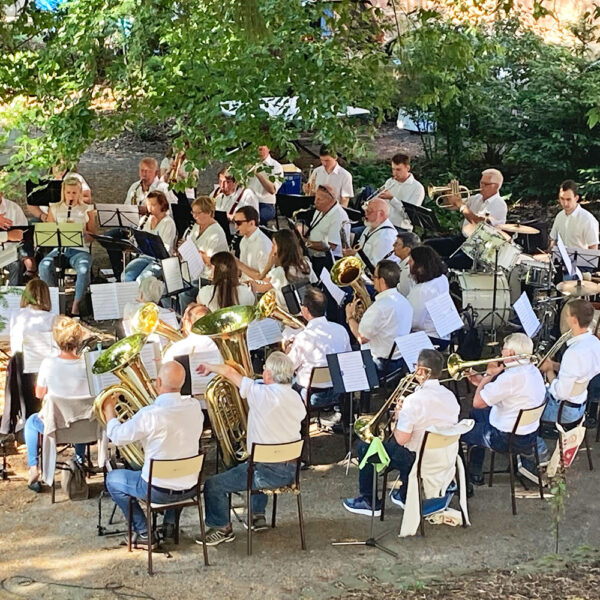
top-left (60, 176), bottom-right (85, 206)
top-left (192, 196), bottom-right (215, 217)
top-left (53, 315), bottom-right (84, 353)
top-left (265, 351), bottom-right (295, 384)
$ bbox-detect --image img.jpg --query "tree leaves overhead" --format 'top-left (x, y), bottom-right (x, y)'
top-left (0, 0), bottom-right (394, 186)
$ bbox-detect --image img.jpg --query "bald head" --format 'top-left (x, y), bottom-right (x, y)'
top-left (182, 303), bottom-right (211, 334)
top-left (157, 361), bottom-right (186, 393)
top-left (366, 197), bottom-right (388, 226)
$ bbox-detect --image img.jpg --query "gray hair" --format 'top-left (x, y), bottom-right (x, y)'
top-left (417, 349), bottom-right (444, 379)
top-left (503, 333), bottom-right (533, 357)
top-left (482, 168), bottom-right (504, 189)
top-left (265, 351), bottom-right (295, 384)
top-left (397, 231), bottom-right (421, 250)
top-left (138, 276), bottom-right (165, 304)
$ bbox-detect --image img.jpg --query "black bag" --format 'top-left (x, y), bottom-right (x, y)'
top-left (61, 457), bottom-right (89, 501)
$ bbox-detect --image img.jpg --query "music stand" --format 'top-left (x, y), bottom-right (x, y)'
top-left (131, 229), bottom-right (169, 260)
top-left (26, 179), bottom-right (62, 206)
top-left (402, 201), bottom-right (441, 234)
top-left (95, 203), bottom-right (140, 229)
top-left (90, 233), bottom-right (140, 278)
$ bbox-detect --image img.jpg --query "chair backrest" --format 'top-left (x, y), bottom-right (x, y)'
top-left (55, 418), bottom-right (99, 445)
top-left (308, 366), bottom-right (333, 388)
top-left (513, 403), bottom-right (546, 432)
top-left (570, 381), bottom-right (588, 397)
top-left (422, 431), bottom-right (461, 451)
top-left (149, 454), bottom-right (205, 482)
top-left (251, 440), bottom-right (304, 464)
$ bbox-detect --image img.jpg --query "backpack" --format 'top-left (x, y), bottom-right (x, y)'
top-left (61, 458), bottom-right (89, 501)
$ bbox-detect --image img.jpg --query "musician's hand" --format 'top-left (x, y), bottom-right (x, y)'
top-left (0, 215), bottom-right (13, 230)
top-left (538, 358), bottom-right (557, 373)
top-left (103, 395), bottom-right (118, 421)
top-left (302, 182), bottom-right (312, 196)
top-left (345, 299), bottom-right (358, 319)
top-left (379, 190), bottom-right (393, 200)
top-left (467, 372), bottom-right (483, 386)
top-left (447, 194), bottom-right (463, 209)
top-left (342, 247), bottom-right (357, 257)
top-left (7, 229), bottom-right (23, 242)
top-left (485, 361), bottom-right (504, 377)
top-left (196, 363), bottom-right (211, 376)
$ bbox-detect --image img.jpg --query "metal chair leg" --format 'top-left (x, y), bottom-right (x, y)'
top-left (533, 442), bottom-right (544, 500)
top-left (488, 451), bottom-right (495, 487)
top-left (297, 493), bottom-right (307, 550)
top-left (380, 469), bottom-right (388, 522)
top-left (247, 488), bottom-right (253, 556)
top-left (271, 494), bottom-right (277, 528)
top-left (508, 454), bottom-right (517, 516)
top-left (147, 505), bottom-right (153, 575)
top-left (197, 497), bottom-right (209, 566)
top-left (584, 430), bottom-right (594, 471)
top-left (127, 497), bottom-right (133, 552)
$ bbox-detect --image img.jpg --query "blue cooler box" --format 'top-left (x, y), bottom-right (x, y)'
top-left (280, 172), bottom-right (302, 195)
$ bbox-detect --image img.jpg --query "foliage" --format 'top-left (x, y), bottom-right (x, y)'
top-left (549, 468), bottom-right (568, 554)
top-left (0, 0), bottom-right (395, 190)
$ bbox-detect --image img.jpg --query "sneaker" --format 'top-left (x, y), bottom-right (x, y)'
top-left (242, 515), bottom-right (269, 531)
top-left (197, 527), bottom-right (235, 546)
top-left (132, 532), bottom-right (159, 550)
top-left (517, 456), bottom-right (541, 484)
top-left (342, 496), bottom-right (381, 517)
top-left (320, 411), bottom-right (342, 428)
top-left (390, 489), bottom-right (405, 509)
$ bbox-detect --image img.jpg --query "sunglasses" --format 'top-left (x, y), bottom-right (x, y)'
top-left (233, 219), bottom-right (247, 226)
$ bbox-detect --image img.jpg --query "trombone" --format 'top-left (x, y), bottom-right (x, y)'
top-left (428, 179), bottom-right (480, 209)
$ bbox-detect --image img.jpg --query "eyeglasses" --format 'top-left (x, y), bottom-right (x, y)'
top-left (317, 185), bottom-right (334, 198)
top-left (233, 219), bottom-right (247, 226)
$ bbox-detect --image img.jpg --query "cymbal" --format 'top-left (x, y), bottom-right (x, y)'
top-left (499, 223), bottom-right (540, 235)
top-left (557, 280), bottom-right (600, 297)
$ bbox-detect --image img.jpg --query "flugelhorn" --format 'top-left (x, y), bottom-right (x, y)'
top-left (428, 179), bottom-right (480, 209)
top-left (330, 256), bottom-right (372, 321)
top-left (256, 290), bottom-right (306, 330)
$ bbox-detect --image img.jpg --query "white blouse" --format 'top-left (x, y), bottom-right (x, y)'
top-left (140, 214), bottom-right (177, 255)
top-left (407, 274), bottom-right (450, 339)
top-left (196, 284), bottom-right (255, 312)
top-left (188, 221), bottom-right (229, 279)
top-left (9, 307), bottom-right (56, 354)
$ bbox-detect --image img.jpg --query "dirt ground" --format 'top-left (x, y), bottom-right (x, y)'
top-left (2, 127), bottom-right (600, 599)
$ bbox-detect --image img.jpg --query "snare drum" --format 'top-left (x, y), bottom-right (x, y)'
top-left (517, 254), bottom-right (551, 288)
top-left (450, 271), bottom-right (511, 328)
top-left (460, 222), bottom-right (522, 271)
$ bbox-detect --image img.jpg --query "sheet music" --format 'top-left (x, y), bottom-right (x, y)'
top-left (23, 332), bottom-right (58, 374)
top-left (178, 239), bottom-right (204, 281)
top-left (319, 267), bottom-right (346, 306)
top-left (188, 352), bottom-right (218, 395)
top-left (556, 234), bottom-right (573, 275)
top-left (158, 309), bottom-right (180, 331)
top-left (139, 341), bottom-right (160, 379)
top-left (513, 291), bottom-right (541, 338)
top-left (0, 246), bottom-right (18, 269)
top-left (246, 318), bottom-right (283, 351)
top-left (337, 351), bottom-right (370, 392)
top-left (85, 350), bottom-right (119, 396)
top-left (96, 203), bottom-right (139, 228)
top-left (162, 256), bottom-right (185, 293)
top-left (425, 293), bottom-right (463, 339)
top-left (394, 331), bottom-right (435, 373)
top-left (114, 282), bottom-right (140, 314)
top-left (90, 283), bottom-right (120, 320)
top-left (49, 287), bottom-right (60, 315)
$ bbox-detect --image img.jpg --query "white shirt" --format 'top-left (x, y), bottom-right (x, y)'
top-left (125, 177), bottom-right (172, 206)
top-left (49, 202), bottom-right (93, 252)
top-left (397, 256), bottom-right (415, 297)
top-left (462, 192), bottom-right (507, 237)
top-left (311, 163), bottom-right (354, 202)
top-left (288, 316), bottom-right (351, 388)
top-left (216, 187), bottom-right (259, 216)
top-left (550, 331), bottom-right (600, 405)
top-left (383, 175), bottom-right (424, 230)
top-left (359, 288), bottom-right (413, 359)
top-left (395, 379), bottom-right (459, 453)
top-left (357, 219), bottom-right (397, 271)
top-left (240, 377), bottom-right (306, 453)
top-left (140, 214), bottom-right (177, 255)
top-left (37, 356), bottom-right (90, 399)
top-left (239, 228), bottom-right (273, 279)
top-left (0, 197), bottom-right (28, 245)
top-left (247, 155), bottom-right (284, 205)
top-left (550, 205), bottom-right (599, 250)
top-left (187, 221), bottom-right (229, 279)
top-left (307, 202), bottom-right (348, 259)
top-left (162, 333), bottom-right (222, 365)
top-left (407, 274), bottom-right (450, 339)
top-left (480, 363), bottom-right (546, 434)
top-left (106, 392), bottom-right (204, 489)
top-left (196, 284), bottom-right (255, 312)
top-left (10, 307), bottom-right (56, 354)
top-left (267, 263), bottom-right (318, 312)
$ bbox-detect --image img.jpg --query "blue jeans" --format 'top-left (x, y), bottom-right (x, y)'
top-left (357, 439), bottom-right (415, 502)
top-left (105, 468), bottom-right (197, 534)
top-left (123, 256), bottom-right (162, 282)
top-left (461, 407), bottom-right (538, 477)
top-left (259, 203), bottom-right (275, 223)
top-left (39, 248), bottom-right (92, 301)
top-left (203, 461), bottom-right (296, 528)
top-left (24, 413), bottom-right (85, 467)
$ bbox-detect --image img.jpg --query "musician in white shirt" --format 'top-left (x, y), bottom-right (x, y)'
top-left (343, 198), bottom-right (397, 277)
top-left (104, 361), bottom-right (204, 548)
top-left (247, 146), bottom-right (284, 223)
top-left (123, 191), bottom-right (177, 283)
top-left (234, 206), bottom-right (273, 281)
top-left (343, 350), bottom-right (458, 516)
top-left (215, 172), bottom-right (259, 232)
top-left (287, 287), bottom-right (351, 405)
top-left (346, 260), bottom-right (412, 376)
top-left (378, 153), bottom-right (425, 231)
top-left (549, 179), bottom-right (599, 251)
top-left (125, 157), bottom-right (172, 206)
top-left (393, 231), bottom-right (420, 297)
top-left (303, 146), bottom-right (353, 207)
top-left (196, 352), bottom-right (306, 544)
top-left (0, 192), bottom-right (27, 284)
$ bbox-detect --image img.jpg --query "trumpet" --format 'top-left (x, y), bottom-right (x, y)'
top-left (428, 179), bottom-right (480, 209)
top-left (365, 184), bottom-right (389, 204)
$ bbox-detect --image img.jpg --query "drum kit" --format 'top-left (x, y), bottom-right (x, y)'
top-left (449, 220), bottom-right (600, 342)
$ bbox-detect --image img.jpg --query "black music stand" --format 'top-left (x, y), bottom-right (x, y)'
top-left (90, 233), bottom-right (139, 279)
top-left (26, 179), bottom-right (62, 207)
top-left (172, 203), bottom-right (193, 238)
top-left (95, 204), bottom-right (140, 229)
top-left (403, 201), bottom-right (441, 234)
top-left (275, 194), bottom-right (315, 229)
top-left (131, 229), bottom-right (169, 261)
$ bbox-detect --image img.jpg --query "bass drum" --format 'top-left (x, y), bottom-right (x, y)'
top-left (450, 271), bottom-right (511, 329)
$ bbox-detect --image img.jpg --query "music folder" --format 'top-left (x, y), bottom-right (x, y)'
top-left (34, 222), bottom-right (84, 248)
top-left (26, 179), bottom-right (62, 206)
top-left (326, 349), bottom-right (379, 394)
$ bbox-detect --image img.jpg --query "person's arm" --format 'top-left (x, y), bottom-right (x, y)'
top-left (196, 362), bottom-right (244, 388)
top-left (393, 428), bottom-right (411, 446)
top-left (83, 208), bottom-right (97, 243)
top-left (35, 384), bottom-right (47, 400)
top-left (255, 171), bottom-right (277, 195)
top-left (104, 396), bottom-right (152, 445)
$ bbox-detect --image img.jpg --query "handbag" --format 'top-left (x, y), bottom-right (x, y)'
top-left (60, 457), bottom-right (89, 501)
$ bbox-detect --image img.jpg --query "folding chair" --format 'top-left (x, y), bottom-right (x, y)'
top-left (246, 440), bottom-right (306, 556)
top-left (127, 454), bottom-right (209, 575)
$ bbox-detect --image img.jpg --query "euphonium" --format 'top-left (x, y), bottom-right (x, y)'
top-left (330, 255), bottom-right (372, 321)
top-left (192, 305), bottom-right (257, 468)
top-left (130, 302), bottom-right (184, 355)
top-left (256, 290), bottom-right (305, 330)
top-left (92, 334), bottom-right (157, 469)
top-left (354, 369), bottom-right (430, 443)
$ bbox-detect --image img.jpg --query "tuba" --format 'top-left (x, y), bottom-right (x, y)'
top-left (354, 369), bottom-right (430, 443)
top-left (130, 302), bottom-right (185, 355)
top-left (256, 290), bottom-right (306, 330)
top-left (92, 334), bottom-right (157, 469)
top-left (330, 255), bottom-right (372, 321)
top-left (192, 305), bottom-right (257, 468)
